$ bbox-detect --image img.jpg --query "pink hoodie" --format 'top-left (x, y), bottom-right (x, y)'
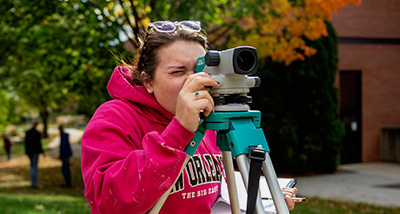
top-left (81, 66), bottom-right (223, 214)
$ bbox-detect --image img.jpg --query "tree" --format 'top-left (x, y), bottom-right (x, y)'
top-left (0, 0), bottom-right (129, 137)
top-left (252, 22), bottom-right (344, 173)
top-left (1, 0), bottom-right (360, 172)
top-left (226, 0), bottom-right (362, 65)
top-left (109, 0), bottom-right (361, 63)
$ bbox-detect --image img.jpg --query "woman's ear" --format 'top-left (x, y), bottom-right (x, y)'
top-left (141, 71), bottom-right (153, 94)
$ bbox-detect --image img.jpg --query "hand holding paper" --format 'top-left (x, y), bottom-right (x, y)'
top-left (211, 171), bottom-right (298, 214)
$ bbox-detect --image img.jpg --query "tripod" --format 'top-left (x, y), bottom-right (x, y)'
top-left (149, 110), bottom-right (289, 214)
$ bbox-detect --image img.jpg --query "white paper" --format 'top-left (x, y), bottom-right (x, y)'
top-left (211, 171), bottom-right (295, 214)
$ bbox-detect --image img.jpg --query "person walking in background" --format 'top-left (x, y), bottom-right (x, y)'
top-left (24, 122), bottom-right (45, 188)
top-left (2, 134), bottom-right (12, 161)
top-left (59, 125), bottom-right (72, 188)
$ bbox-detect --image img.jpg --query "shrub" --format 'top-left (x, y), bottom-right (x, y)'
top-left (251, 22), bottom-right (344, 174)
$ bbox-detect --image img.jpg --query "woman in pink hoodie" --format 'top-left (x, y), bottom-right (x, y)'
top-left (81, 21), bottom-right (296, 214)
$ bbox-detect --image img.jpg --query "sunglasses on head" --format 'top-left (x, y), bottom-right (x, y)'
top-left (148, 21), bottom-right (201, 33)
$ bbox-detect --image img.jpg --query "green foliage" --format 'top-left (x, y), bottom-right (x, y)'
top-left (0, 0), bottom-right (130, 126)
top-left (0, 91), bottom-right (11, 132)
top-left (116, 0), bottom-right (262, 49)
top-left (251, 22), bottom-right (344, 174)
top-left (0, 90), bottom-right (26, 132)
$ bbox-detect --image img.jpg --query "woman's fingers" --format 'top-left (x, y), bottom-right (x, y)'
top-left (175, 72), bottom-right (218, 132)
top-left (282, 187), bottom-right (297, 196)
top-left (282, 187), bottom-right (297, 211)
top-left (193, 90), bottom-right (215, 114)
top-left (182, 72), bottom-right (219, 93)
top-left (284, 194), bottom-right (295, 211)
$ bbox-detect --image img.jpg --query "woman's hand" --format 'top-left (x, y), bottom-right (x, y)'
top-left (282, 187), bottom-right (298, 211)
top-left (175, 72), bottom-right (219, 132)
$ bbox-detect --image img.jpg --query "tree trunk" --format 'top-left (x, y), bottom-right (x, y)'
top-left (40, 109), bottom-right (49, 138)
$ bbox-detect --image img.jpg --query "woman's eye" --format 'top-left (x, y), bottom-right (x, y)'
top-left (171, 70), bottom-right (184, 74)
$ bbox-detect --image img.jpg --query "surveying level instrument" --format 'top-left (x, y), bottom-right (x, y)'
top-left (149, 46), bottom-right (290, 214)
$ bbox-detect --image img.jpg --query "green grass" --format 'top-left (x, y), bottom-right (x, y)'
top-left (291, 197), bottom-right (400, 214)
top-left (0, 193), bottom-right (90, 214)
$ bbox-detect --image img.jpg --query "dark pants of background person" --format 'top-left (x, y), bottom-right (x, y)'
top-left (28, 153), bottom-right (39, 187)
top-left (6, 148), bottom-right (11, 161)
top-left (61, 157), bottom-right (72, 187)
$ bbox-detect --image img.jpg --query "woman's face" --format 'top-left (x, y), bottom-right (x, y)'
top-left (145, 40), bottom-right (206, 115)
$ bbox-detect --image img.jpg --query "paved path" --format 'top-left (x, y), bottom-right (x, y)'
top-left (46, 128), bottom-right (83, 158)
top-left (295, 162), bottom-right (400, 208)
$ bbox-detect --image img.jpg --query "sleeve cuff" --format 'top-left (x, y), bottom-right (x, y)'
top-left (161, 117), bottom-right (196, 151)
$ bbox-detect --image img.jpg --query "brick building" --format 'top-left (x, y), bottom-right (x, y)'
top-left (331, 0), bottom-right (400, 163)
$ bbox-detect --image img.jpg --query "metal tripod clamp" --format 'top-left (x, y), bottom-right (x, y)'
top-left (248, 146), bottom-right (266, 161)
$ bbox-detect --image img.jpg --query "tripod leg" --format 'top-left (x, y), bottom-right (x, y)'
top-left (222, 151), bottom-right (240, 214)
top-left (236, 155), bottom-right (265, 214)
top-left (262, 153), bottom-right (289, 214)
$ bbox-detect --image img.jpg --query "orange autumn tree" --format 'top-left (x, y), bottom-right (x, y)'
top-left (108, 0), bottom-right (360, 66)
top-left (213, 0), bottom-right (362, 65)
top-left (241, 0), bottom-right (363, 173)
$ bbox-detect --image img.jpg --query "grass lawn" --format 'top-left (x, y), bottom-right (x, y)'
top-left (291, 197), bottom-right (400, 214)
top-left (0, 155), bottom-right (90, 214)
top-left (0, 193), bottom-right (89, 214)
